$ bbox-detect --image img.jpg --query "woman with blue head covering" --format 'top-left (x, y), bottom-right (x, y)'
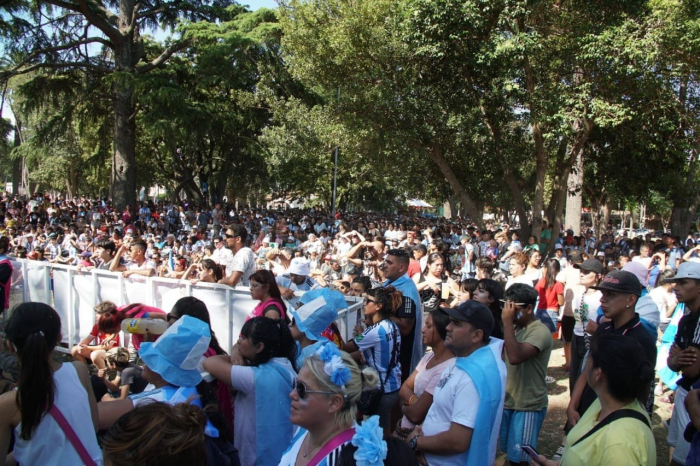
top-left (290, 289), bottom-right (346, 368)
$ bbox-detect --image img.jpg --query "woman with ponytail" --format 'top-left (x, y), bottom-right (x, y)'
top-left (538, 333), bottom-right (656, 465)
top-left (343, 286), bottom-right (403, 433)
top-left (204, 316), bottom-right (298, 466)
top-left (0, 302), bottom-right (102, 465)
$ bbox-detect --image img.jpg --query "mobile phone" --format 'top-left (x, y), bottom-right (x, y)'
top-left (269, 242), bottom-right (279, 249)
top-left (520, 445), bottom-right (544, 464)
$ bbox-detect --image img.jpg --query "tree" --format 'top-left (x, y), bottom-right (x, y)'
top-left (0, 0), bottom-right (234, 208)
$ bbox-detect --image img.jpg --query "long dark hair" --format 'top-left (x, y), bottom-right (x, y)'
top-left (431, 309), bottom-right (451, 341)
top-left (170, 297), bottom-right (226, 356)
top-left (422, 252), bottom-right (445, 278)
top-left (249, 270), bottom-right (286, 313)
top-left (200, 258), bottom-right (223, 282)
top-left (543, 258), bottom-right (561, 289)
top-left (240, 317), bottom-right (298, 372)
top-left (366, 285), bottom-right (404, 320)
top-left (5, 302), bottom-right (62, 440)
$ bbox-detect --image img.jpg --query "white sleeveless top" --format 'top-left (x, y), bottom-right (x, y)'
top-left (13, 363), bottom-right (103, 465)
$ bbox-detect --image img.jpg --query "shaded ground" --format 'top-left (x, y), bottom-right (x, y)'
top-left (495, 339), bottom-right (671, 465)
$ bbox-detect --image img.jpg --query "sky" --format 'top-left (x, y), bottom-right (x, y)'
top-left (243, 0), bottom-right (278, 9)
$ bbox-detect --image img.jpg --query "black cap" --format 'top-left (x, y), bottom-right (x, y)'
top-left (590, 270), bottom-right (642, 296)
top-left (575, 258), bottom-right (603, 275)
top-left (442, 300), bottom-right (494, 336)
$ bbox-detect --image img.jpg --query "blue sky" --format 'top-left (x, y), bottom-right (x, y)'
top-left (242, 0), bottom-right (278, 10)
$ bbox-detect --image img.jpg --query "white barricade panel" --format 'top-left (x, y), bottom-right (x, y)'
top-left (192, 286), bottom-right (234, 350)
top-left (95, 272), bottom-right (124, 306)
top-left (9, 259), bottom-right (367, 355)
top-left (26, 261), bottom-right (50, 304)
top-left (73, 273), bottom-right (97, 342)
top-left (124, 278), bottom-right (150, 305)
top-left (153, 279), bottom-right (187, 313)
top-left (51, 268), bottom-right (74, 345)
top-left (230, 288), bottom-right (258, 344)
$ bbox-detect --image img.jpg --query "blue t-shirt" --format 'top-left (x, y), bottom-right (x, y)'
top-left (353, 320), bottom-right (401, 392)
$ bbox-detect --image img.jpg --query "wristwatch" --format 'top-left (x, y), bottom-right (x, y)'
top-left (409, 435), bottom-right (420, 452)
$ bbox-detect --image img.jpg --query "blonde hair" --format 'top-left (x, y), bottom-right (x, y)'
top-left (305, 350), bottom-right (380, 427)
top-left (510, 252), bottom-right (528, 267)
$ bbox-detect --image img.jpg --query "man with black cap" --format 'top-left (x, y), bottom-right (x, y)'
top-left (566, 270), bottom-right (657, 429)
top-left (666, 262), bottom-right (700, 465)
top-left (407, 301), bottom-right (506, 466)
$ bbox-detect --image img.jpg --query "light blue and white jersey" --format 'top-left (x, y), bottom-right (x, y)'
top-left (353, 320), bottom-right (401, 392)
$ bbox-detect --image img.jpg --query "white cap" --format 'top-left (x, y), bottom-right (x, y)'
top-left (288, 258), bottom-right (311, 276)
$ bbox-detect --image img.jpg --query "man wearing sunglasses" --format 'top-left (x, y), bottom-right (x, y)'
top-left (218, 224), bottom-right (255, 287)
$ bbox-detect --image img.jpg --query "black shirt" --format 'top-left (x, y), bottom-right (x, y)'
top-left (674, 307), bottom-right (700, 390)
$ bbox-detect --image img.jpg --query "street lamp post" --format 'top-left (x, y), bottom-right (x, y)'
top-left (331, 87), bottom-right (340, 216)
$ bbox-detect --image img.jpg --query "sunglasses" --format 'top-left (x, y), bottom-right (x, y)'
top-left (363, 297), bottom-right (376, 305)
top-left (293, 379), bottom-right (335, 400)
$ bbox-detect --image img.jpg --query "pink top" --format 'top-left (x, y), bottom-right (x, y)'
top-left (247, 298), bottom-right (286, 321)
top-left (400, 351), bottom-right (454, 429)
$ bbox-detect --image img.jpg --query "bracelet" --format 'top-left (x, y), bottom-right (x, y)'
top-left (409, 395), bottom-right (419, 406)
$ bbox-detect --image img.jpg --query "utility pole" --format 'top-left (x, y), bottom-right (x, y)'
top-left (331, 87), bottom-right (340, 216)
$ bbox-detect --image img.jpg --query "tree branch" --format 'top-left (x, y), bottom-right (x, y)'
top-left (43, 0), bottom-right (122, 44)
top-left (135, 40), bottom-right (190, 73)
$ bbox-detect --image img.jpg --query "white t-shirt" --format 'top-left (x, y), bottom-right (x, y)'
top-left (422, 340), bottom-right (506, 466)
top-left (650, 286), bottom-right (676, 323)
top-left (505, 274), bottom-right (535, 290)
top-left (572, 288), bottom-right (602, 337)
top-left (226, 247), bottom-right (255, 286)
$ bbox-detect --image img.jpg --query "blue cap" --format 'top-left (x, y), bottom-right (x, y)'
top-left (139, 315), bottom-right (211, 387)
top-left (291, 289), bottom-right (346, 341)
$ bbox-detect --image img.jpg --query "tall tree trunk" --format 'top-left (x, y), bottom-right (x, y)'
top-left (565, 149), bottom-right (584, 235)
top-left (425, 143), bottom-right (483, 228)
top-left (12, 122), bottom-right (21, 195)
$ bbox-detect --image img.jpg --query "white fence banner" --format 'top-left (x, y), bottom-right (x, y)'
top-left (6, 259), bottom-right (363, 350)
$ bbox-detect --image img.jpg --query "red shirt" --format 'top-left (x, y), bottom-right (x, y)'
top-left (534, 278), bottom-right (564, 309)
top-left (407, 260), bottom-right (421, 278)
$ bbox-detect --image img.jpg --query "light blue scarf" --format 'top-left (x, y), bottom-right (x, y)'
top-left (253, 360), bottom-right (295, 466)
top-left (455, 344), bottom-right (502, 466)
top-left (384, 273), bottom-right (422, 373)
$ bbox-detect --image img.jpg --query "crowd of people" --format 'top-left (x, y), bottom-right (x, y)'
top-left (1, 193), bottom-right (700, 464)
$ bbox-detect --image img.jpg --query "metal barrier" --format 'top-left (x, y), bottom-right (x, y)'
top-left (6, 259), bottom-right (363, 350)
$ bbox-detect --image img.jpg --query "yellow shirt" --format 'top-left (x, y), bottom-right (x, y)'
top-left (561, 399), bottom-right (656, 466)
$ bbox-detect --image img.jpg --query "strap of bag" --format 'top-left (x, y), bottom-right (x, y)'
top-left (48, 405), bottom-right (98, 466)
top-left (572, 409), bottom-right (651, 448)
top-left (308, 427), bottom-right (356, 466)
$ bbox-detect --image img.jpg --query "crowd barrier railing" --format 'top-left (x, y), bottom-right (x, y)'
top-left (6, 259), bottom-right (363, 351)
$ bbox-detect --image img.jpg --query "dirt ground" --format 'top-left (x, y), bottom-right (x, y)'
top-left (494, 339), bottom-right (671, 465)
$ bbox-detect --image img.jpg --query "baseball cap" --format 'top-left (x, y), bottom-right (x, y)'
top-left (591, 270), bottom-right (643, 296)
top-left (575, 258), bottom-right (603, 275)
top-left (554, 244), bottom-right (563, 250)
top-left (667, 262), bottom-right (700, 282)
top-left (441, 300), bottom-right (494, 336)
